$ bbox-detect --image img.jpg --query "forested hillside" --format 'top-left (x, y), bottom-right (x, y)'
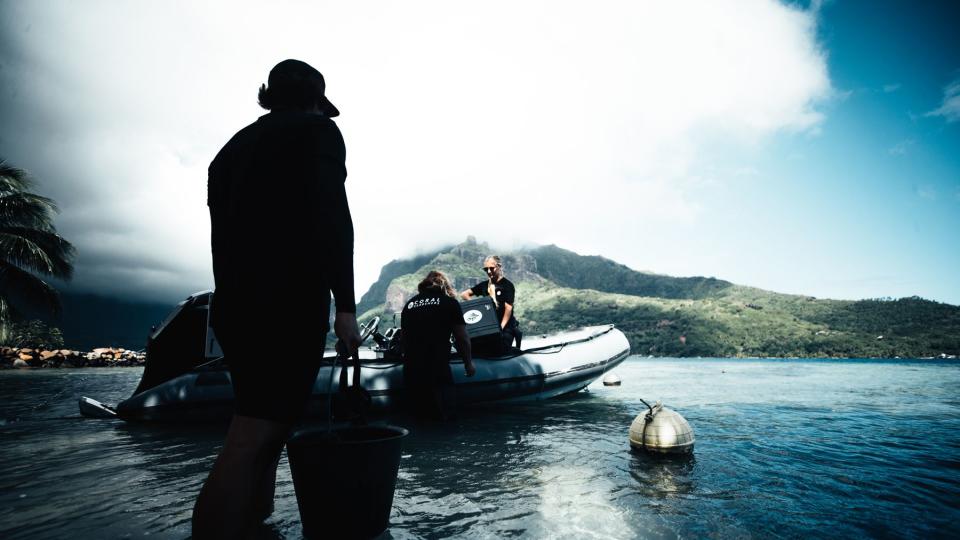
top-left (356, 238), bottom-right (960, 358)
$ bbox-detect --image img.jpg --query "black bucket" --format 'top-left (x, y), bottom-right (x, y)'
top-left (287, 425), bottom-right (409, 539)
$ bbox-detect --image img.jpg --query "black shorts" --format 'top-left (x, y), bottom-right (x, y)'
top-left (220, 323), bottom-right (325, 424)
top-left (402, 359), bottom-right (455, 419)
top-left (228, 356), bottom-right (322, 424)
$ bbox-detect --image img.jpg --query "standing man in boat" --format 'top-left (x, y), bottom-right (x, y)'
top-left (195, 59), bottom-right (363, 538)
top-left (402, 270), bottom-right (476, 419)
top-left (460, 255), bottom-right (521, 352)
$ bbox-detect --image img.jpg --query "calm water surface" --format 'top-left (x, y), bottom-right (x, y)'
top-left (1, 358), bottom-right (959, 539)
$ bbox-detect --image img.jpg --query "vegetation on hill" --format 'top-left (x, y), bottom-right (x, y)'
top-left (530, 245), bottom-right (733, 300)
top-left (356, 238), bottom-right (960, 358)
top-left (356, 250), bottom-right (443, 315)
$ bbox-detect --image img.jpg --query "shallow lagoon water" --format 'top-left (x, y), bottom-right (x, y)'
top-left (1, 358), bottom-right (959, 539)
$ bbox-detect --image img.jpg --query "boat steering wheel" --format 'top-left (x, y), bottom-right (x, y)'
top-left (359, 316), bottom-right (380, 344)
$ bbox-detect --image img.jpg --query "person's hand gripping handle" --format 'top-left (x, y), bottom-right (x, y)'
top-left (334, 312), bottom-right (363, 386)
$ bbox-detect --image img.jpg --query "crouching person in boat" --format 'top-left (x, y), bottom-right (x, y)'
top-left (460, 255), bottom-right (522, 353)
top-left (402, 271), bottom-right (475, 419)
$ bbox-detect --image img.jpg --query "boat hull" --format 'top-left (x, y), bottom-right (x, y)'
top-left (115, 325), bottom-right (630, 422)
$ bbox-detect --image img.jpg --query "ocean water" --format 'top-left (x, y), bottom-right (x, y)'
top-left (1, 358), bottom-right (959, 539)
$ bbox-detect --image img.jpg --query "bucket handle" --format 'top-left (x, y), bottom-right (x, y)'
top-left (326, 343), bottom-right (371, 433)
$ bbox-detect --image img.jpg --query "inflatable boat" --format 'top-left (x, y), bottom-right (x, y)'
top-left (81, 291), bottom-right (631, 422)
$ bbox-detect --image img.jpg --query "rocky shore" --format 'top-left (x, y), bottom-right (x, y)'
top-left (0, 347), bottom-right (146, 369)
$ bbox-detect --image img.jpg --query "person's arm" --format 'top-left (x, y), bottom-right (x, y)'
top-left (462, 281), bottom-right (486, 301)
top-left (452, 325), bottom-right (475, 377)
top-left (499, 281), bottom-right (516, 329)
top-left (312, 121), bottom-right (361, 359)
top-left (318, 124), bottom-right (356, 316)
top-left (500, 303), bottom-right (513, 330)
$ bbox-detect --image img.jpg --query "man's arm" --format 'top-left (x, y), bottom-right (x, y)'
top-left (312, 121), bottom-right (361, 358)
top-left (326, 181), bottom-right (360, 360)
top-left (500, 302), bottom-right (513, 330)
top-left (452, 325), bottom-right (475, 377)
top-left (326, 183), bottom-right (355, 315)
top-left (316, 128), bottom-right (355, 317)
top-left (334, 313), bottom-right (362, 368)
top-left (462, 281), bottom-right (485, 300)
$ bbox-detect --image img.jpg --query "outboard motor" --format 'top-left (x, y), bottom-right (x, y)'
top-left (131, 291), bottom-right (215, 395)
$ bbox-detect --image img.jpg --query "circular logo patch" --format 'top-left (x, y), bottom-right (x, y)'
top-left (407, 302), bottom-right (413, 309)
top-left (463, 309), bottom-right (483, 324)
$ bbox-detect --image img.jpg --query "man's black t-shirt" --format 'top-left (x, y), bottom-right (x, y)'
top-left (401, 290), bottom-right (466, 383)
top-left (469, 277), bottom-right (517, 328)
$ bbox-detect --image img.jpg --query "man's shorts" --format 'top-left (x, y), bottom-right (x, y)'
top-left (221, 327), bottom-right (325, 425)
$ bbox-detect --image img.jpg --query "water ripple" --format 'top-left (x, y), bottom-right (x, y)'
top-left (2, 360), bottom-right (960, 538)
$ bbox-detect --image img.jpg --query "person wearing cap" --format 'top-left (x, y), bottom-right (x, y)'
top-left (194, 59), bottom-right (361, 538)
top-left (460, 255), bottom-right (521, 353)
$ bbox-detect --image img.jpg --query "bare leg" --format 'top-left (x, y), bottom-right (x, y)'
top-left (253, 445), bottom-right (284, 522)
top-left (192, 415), bottom-right (290, 539)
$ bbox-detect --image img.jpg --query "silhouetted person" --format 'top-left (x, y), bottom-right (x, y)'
top-left (194, 59), bottom-right (362, 539)
top-left (460, 255), bottom-right (521, 353)
top-left (402, 271), bottom-right (475, 419)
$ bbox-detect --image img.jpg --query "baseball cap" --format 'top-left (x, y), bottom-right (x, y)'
top-left (266, 59), bottom-right (340, 117)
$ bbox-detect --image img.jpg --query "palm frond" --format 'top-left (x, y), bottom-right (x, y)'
top-left (0, 261), bottom-right (62, 316)
top-left (0, 228), bottom-right (76, 279)
top-left (0, 296), bottom-right (8, 343)
top-left (0, 192), bottom-right (59, 230)
top-left (0, 160), bottom-right (33, 194)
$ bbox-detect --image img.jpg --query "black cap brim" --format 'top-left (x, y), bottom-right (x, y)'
top-left (321, 96), bottom-right (340, 117)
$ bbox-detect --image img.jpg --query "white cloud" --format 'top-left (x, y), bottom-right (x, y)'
top-left (834, 89), bottom-right (854, 101)
top-left (0, 0), bottom-right (832, 301)
top-left (888, 138), bottom-right (915, 156)
top-left (916, 185), bottom-right (937, 201)
top-left (925, 76), bottom-right (960, 122)
top-left (883, 83), bottom-right (901, 93)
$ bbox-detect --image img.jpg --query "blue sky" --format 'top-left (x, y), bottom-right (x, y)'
top-left (760, 0), bottom-right (960, 302)
top-left (0, 0), bottom-right (957, 304)
top-left (672, 0), bottom-right (960, 303)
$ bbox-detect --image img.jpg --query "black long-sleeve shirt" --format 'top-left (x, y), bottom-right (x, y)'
top-left (208, 110), bottom-right (355, 338)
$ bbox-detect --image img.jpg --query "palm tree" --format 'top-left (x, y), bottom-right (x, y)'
top-left (0, 159), bottom-right (76, 342)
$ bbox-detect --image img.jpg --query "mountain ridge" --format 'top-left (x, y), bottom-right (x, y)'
top-left (37, 238), bottom-right (960, 357)
top-left (355, 238), bottom-right (960, 358)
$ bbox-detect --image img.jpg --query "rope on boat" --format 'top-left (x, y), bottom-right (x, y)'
top-left (333, 324), bottom-right (617, 367)
top-left (195, 325), bottom-right (620, 373)
top-left (468, 324), bottom-right (616, 361)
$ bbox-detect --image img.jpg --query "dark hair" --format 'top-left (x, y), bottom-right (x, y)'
top-left (257, 81), bottom-right (321, 111)
top-left (417, 270), bottom-right (456, 298)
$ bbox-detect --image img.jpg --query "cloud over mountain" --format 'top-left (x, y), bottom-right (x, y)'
top-left (0, 0), bottom-right (831, 302)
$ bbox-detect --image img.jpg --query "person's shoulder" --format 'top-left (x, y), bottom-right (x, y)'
top-left (301, 116), bottom-right (344, 157)
top-left (502, 278), bottom-right (516, 288)
top-left (211, 120), bottom-right (261, 169)
top-left (403, 291), bottom-right (423, 307)
top-left (304, 114), bottom-right (342, 138)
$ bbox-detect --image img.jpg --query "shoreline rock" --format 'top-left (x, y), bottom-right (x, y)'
top-left (0, 346), bottom-right (146, 369)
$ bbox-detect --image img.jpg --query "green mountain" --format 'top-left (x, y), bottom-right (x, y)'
top-left (357, 237), bottom-right (960, 358)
